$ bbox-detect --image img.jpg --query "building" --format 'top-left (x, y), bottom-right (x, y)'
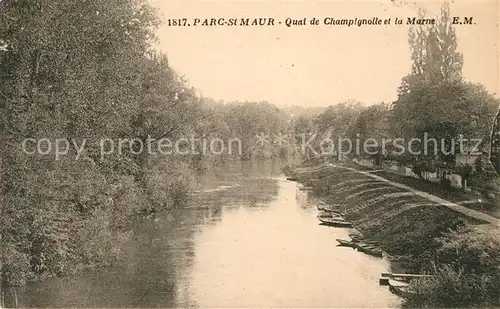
top-left (455, 149), bottom-right (482, 167)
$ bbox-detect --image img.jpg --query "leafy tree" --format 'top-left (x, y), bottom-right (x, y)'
top-left (348, 103), bottom-right (390, 156)
top-left (316, 100), bottom-right (364, 135)
top-left (391, 2), bottom-right (498, 165)
top-left (0, 0), bottom-right (202, 286)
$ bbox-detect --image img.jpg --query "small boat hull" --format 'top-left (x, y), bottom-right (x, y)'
top-left (317, 204), bottom-right (345, 212)
top-left (317, 212), bottom-right (345, 220)
top-left (299, 187), bottom-right (313, 191)
top-left (318, 217), bottom-right (353, 227)
top-left (357, 245), bottom-right (383, 258)
top-left (317, 211), bottom-right (334, 219)
top-left (388, 280), bottom-right (418, 298)
top-left (317, 207), bottom-right (343, 215)
top-left (336, 239), bottom-right (357, 248)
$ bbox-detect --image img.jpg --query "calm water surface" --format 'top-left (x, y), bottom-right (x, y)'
top-left (11, 161), bottom-right (401, 308)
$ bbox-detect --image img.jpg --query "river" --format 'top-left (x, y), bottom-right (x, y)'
top-left (9, 160), bottom-right (401, 308)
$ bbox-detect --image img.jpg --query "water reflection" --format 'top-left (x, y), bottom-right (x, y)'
top-left (189, 178), bottom-right (400, 308)
top-left (11, 160), bottom-right (400, 308)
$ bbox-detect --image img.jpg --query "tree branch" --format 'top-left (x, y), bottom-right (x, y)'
top-left (147, 126), bottom-right (176, 145)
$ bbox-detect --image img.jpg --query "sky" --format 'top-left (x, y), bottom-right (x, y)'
top-left (151, 0), bottom-right (499, 108)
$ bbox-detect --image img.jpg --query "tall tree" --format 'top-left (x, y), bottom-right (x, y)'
top-left (391, 2), bottom-right (496, 166)
top-left (0, 0), bottom-right (202, 286)
top-left (427, 2), bottom-right (463, 82)
top-left (408, 8), bottom-right (429, 76)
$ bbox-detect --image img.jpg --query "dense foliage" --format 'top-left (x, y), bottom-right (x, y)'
top-left (1, 5), bottom-right (498, 309)
top-left (292, 3), bottom-right (498, 177)
top-left (403, 227), bottom-right (500, 308)
top-left (0, 0), bottom-right (296, 286)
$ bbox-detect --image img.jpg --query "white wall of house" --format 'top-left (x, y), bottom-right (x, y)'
top-left (455, 154), bottom-right (480, 166)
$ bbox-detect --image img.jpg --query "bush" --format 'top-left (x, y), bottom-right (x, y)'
top-left (77, 209), bottom-right (128, 269)
top-left (1, 245), bottom-right (33, 286)
top-left (440, 177), bottom-right (452, 189)
top-left (404, 265), bottom-right (499, 308)
top-left (435, 226), bottom-right (500, 273)
top-left (144, 160), bottom-right (195, 211)
top-left (412, 161), bottom-right (427, 178)
top-left (403, 226), bottom-right (500, 308)
top-left (109, 176), bottom-right (147, 230)
top-left (281, 164), bottom-right (296, 177)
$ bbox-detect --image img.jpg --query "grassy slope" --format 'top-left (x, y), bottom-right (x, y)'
top-left (344, 162), bottom-right (500, 218)
top-left (298, 166), bottom-right (491, 272)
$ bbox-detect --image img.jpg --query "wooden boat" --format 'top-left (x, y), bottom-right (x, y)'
top-left (388, 279), bottom-right (418, 297)
top-left (317, 205), bottom-right (343, 215)
top-left (286, 177), bottom-right (297, 181)
top-left (357, 242), bottom-right (377, 248)
top-left (298, 186), bottom-right (313, 191)
top-left (317, 211), bottom-right (344, 219)
top-left (381, 273), bottom-right (433, 282)
top-left (318, 217), bottom-right (353, 227)
top-left (317, 211), bottom-right (334, 219)
top-left (352, 239), bottom-right (378, 246)
top-left (381, 273), bottom-right (431, 297)
top-left (336, 239), bottom-right (357, 248)
top-left (357, 245), bottom-right (383, 258)
top-left (358, 244), bottom-right (376, 250)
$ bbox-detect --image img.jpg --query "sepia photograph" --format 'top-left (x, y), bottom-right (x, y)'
top-left (0, 0), bottom-right (499, 308)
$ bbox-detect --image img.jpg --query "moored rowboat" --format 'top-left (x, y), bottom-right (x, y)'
top-left (317, 211), bottom-right (345, 220)
top-left (357, 245), bottom-right (383, 258)
top-left (336, 239), bottom-right (357, 248)
top-left (317, 211), bottom-right (334, 218)
top-left (298, 186), bottom-right (313, 190)
top-left (388, 279), bottom-right (418, 297)
top-left (318, 217), bottom-right (353, 227)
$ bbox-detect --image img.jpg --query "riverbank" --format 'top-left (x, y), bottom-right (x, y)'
top-left (2, 169), bottom-right (401, 308)
top-left (343, 161), bottom-right (500, 219)
top-left (290, 161), bottom-right (500, 307)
